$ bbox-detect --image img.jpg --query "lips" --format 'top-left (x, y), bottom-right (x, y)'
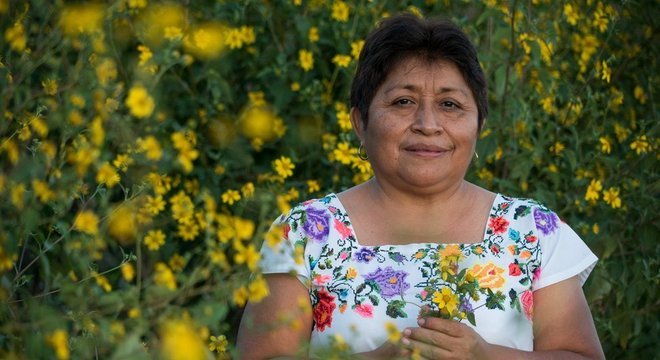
top-left (404, 143), bottom-right (452, 154)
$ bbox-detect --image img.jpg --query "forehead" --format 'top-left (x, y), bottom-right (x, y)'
top-left (382, 56), bottom-right (468, 91)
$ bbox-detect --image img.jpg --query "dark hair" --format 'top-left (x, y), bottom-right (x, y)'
top-left (350, 14), bottom-right (488, 131)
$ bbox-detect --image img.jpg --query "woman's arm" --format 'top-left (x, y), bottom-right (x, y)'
top-left (400, 275), bottom-right (605, 359)
top-left (236, 273), bottom-right (313, 359)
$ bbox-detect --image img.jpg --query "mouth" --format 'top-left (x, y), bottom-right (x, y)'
top-left (403, 144), bottom-right (453, 157)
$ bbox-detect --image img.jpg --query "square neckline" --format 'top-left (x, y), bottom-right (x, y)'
top-left (326, 192), bottom-right (502, 249)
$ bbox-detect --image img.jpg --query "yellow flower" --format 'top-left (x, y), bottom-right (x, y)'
top-left (234, 244), bottom-right (260, 271)
top-left (273, 156), bottom-right (295, 179)
top-left (154, 262), bottom-right (177, 290)
top-left (332, 142), bottom-right (356, 165)
top-left (385, 322), bottom-right (401, 343)
top-left (145, 195), bottom-right (166, 215)
top-left (128, 0), bottom-right (147, 9)
top-left (59, 3), bottom-right (105, 36)
top-left (144, 230), bottom-right (166, 251)
top-left (240, 26), bottom-right (256, 45)
top-left (42, 79), bottom-right (58, 95)
top-left (226, 28), bottom-right (244, 49)
top-left (601, 61), bottom-right (611, 83)
top-left (630, 135), bottom-right (650, 155)
top-left (332, 54), bottom-right (352, 68)
top-left (177, 221), bottom-right (200, 241)
top-left (299, 49), bottom-right (314, 71)
top-left (469, 262), bottom-right (505, 289)
top-left (73, 210), bottom-right (99, 235)
top-left (351, 40), bottom-right (364, 59)
top-left (432, 287), bottom-right (459, 315)
top-left (308, 26), bottom-right (319, 42)
top-left (126, 85), bottom-right (155, 118)
top-left (233, 286), bottom-right (248, 306)
top-left (169, 253), bottom-right (186, 271)
top-left (121, 263), bottom-right (135, 282)
top-left (346, 267), bottom-right (357, 280)
top-left (137, 45), bottom-right (152, 65)
top-left (291, 82), bottom-right (301, 91)
top-left (208, 334), bottom-right (229, 354)
top-left (96, 58), bottom-right (117, 85)
top-left (549, 141), bottom-right (565, 155)
top-left (4, 22), bottom-right (26, 52)
top-left (603, 187), bottom-right (622, 209)
top-left (241, 182), bottom-right (255, 198)
top-left (585, 179), bottom-right (602, 202)
top-left (248, 275), bottom-right (270, 302)
top-left (331, 1), bottom-right (350, 22)
top-left (221, 189), bottom-right (241, 205)
top-left (32, 180), bottom-right (56, 203)
top-left (183, 22), bottom-right (229, 60)
top-left (136, 3), bottom-right (185, 46)
top-left (563, 4), bottom-right (579, 25)
top-left (93, 271), bottom-right (112, 292)
top-left (137, 136), bottom-right (163, 161)
top-left (96, 162), bottom-right (120, 188)
top-left (160, 320), bottom-right (206, 360)
top-left (107, 204), bottom-right (138, 244)
top-left (47, 330), bottom-right (70, 360)
top-left (307, 179), bottom-right (320, 193)
top-left (239, 104), bottom-right (282, 143)
top-left (599, 137), bottom-right (612, 154)
top-left (634, 86), bottom-right (647, 104)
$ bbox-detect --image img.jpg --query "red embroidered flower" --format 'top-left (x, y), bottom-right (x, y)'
top-left (354, 303), bottom-right (374, 318)
top-left (490, 244), bottom-right (501, 254)
top-left (521, 290), bottom-right (534, 320)
top-left (508, 263), bottom-right (522, 276)
top-left (525, 234), bottom-right (537, 243)
top-left (313, 289), bottom-right (336, 331)
top-left (334, 218), bottom-right (352, 240)
top-left (488, 216), bottom-right (510, 235)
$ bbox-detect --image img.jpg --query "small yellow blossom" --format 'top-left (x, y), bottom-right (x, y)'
top-left (47, 330), bottom-right (70, 360)
top-left (332, 142), bottom-right (356, 165)
top-left (128, 0), bottom-right (147, 9)
top-left (121, 263), bottom-right (135, 282)
top-left (222, 189), bottom-right (241, 205)
top-left (93, 271), bottom-right (112, 292)
top-left (241, 182), bottom-right (255, 198)
top-left (308, 26), bottom-right (319, 42)
top-left (234, 244), bottom-right (260, 271)
top-left (592, 223), bottom-right (600, 234)
top-left (154, 262), bottom-right (177, 290)
top-left (630, 135), bottom-right (650, 155)
top-left (144, 230), bottom-right (166, 251)
top-left (332, 54), bottom-right (352, 68)
top-left (601, 61), bottom-right (611, 83)
top-left (59, 3), bottom-right (105, 36)
top-left (73, 210), bottom-right (99, 235)
top-left (248, 274), bottom-right (270, 302)
top-left (160, 320), bottom-right (206, 360)
top-left (42, 79), bottom-right (59, 95)
top-left (299, 49), bottom-right (314, 71)
top-left (549, 141), bottom-right (565, 155)
top-left (351, 40), bottom-right (364, 59)
top-left (563, 4), bottom-right (579, 26)
top-left (226, 28), bottom-right (244, 49)
top-left (603, 187), bottom-right (622, 209)
top-left (432, 286), bottom-right (459, 315)
top-left (291, 82), bottom-right (300, 91)
top-left (307, 179), bottom-right (320, 193)
top-left (209, 334), bottom-right (229, 354)
top-left (585, 179), bottom-right (602, 202)
top-left (177, 221), bottom-right (200, 241)
top-left (273, 156), bottom-right (295, 179)
top-left (137, 45), bottom-right (153, 65)
top-left (386, 322), bottom-right (401, 343)
top-left (126, 85), bottom-right (155, 118)
top-left (32, 180), bottom-right (56, 203)
top-left (634, 86), bottom-right (647, 104)
top-left (599, 137), bottom-right (612, 154)
top-left (331, 1), bottom-right (350, 22)
top-left (169, 253), bottom-right (186, 271)
top-left (96, 162), bottom-right (120, 188)
top-left (137, 136), bottom-right (163, 161)
top-left (145, 195), bottom-right (166, 215)
top-left (5, 22), bottom-right (27, 52)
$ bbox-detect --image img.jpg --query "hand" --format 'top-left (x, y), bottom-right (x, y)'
top-left (400, 317), bottom-right (490, 359)
top-left (357, 340), bottom-right (411, 360)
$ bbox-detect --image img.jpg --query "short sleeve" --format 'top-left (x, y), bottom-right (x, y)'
top-left (259, 211), bottom-right (311, 287)
top-left (534, 220), bottom-right (598, 290)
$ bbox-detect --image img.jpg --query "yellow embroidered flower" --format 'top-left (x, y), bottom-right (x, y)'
top-left (468, 262), bottom-right (505, 289)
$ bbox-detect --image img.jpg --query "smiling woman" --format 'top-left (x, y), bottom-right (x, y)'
top-left (237, 13), bottom-right (605, 360)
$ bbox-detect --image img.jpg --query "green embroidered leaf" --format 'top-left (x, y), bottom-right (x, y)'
top-left (386, 300), bottom-right (408, 318)
top-left (369, 294), bottom-right (379, 306)
top-left (514, 205), bottom-right (531, 220)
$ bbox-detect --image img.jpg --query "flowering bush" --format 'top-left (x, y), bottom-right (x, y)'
top-left (0, 0), bottom-right (657, 358)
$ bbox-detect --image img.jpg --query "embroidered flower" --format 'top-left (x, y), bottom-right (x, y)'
top-left (313, 289), bottom-right (336, 331)
top-left (354, 247), bottom-right (376, 263)
top-left (313, 274), bottom-right (332, 286)
top-left (354, 303), bottom-right (374, 318)
top-left (533, 208), bottom-right (559, 235)
top-left (488, 216), bottom-right (510, 234)
top-left (520, 290), bottom-right (534, 320)
top-left (303, 207), bottom-right (331, 242)
top-left (469, 262), bottom-right (506, 289)
top-left (334, 218), bottom-right (352, 239)
top-left (508, 263), bottom-right (522, 276)
top-left (364, 266), bottom-right (410, 299)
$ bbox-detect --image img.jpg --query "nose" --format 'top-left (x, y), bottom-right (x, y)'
top-left (411, 101), bottom-right (443, 135)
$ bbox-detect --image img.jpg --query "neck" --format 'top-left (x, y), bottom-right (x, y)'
top-left (365, 177), bottom-right (475, 209)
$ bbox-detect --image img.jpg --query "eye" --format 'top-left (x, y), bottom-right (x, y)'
top-left (393, 98), bottom-right (414, 106)
top-left (441, 101), bottom-right (458, 108)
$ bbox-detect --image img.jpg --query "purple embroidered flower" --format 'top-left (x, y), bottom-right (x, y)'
top-left (533, 208), bottom-right (559, 235)
top-left (364, 266), bottom-right (410, 299)
top-left (354, 247), bottom-right (376, 263)
top-left (459, 297), bottom-right (474, 314)
top-left (303, 207), bottom-right (331, 243)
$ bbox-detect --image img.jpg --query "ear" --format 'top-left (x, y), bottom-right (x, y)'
top-left (350, 107), bottom-right (365, 142)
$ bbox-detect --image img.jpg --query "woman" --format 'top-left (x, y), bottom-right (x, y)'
top-left (237, 14), bottom-right (605, 359)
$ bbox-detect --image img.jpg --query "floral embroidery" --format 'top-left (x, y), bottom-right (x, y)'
top-left (277, 194), bottom-right (558, 334)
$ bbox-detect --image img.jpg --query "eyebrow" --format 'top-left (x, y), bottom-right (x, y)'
top-left (384, 84), bottom-right (470, 98)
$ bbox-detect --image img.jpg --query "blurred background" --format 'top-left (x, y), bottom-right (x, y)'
top-left (0, 0), bottom-right (657, 358)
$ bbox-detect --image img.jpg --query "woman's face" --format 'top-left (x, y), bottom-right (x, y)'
top-left (352, 57), bottom-right (479, 194)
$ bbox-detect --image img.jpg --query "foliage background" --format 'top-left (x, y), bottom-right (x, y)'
top-left (0, 0), bottom-right (657, 358)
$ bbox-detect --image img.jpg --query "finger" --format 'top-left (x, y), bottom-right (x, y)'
top-left (418, 316), bottom-right (467, 337)
top-left (401, 334), bottom-right (452, 359)
top-left (402, 326), bottom-right (457, 351)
